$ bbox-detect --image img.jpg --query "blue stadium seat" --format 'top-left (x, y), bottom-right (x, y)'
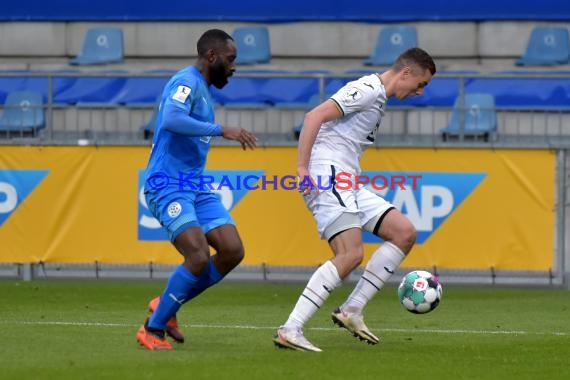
top-left (211, 77), bottom-right (268, 105)
top-left (516, 27), bottom-right (570, 66)
top-left (364, 26), bottom-right (417, 66)
top-left (233, 27), bottom-right (271, 65)
top-left (70, 27), bottom-right (124, 65)
top-left (0, 90), bottom-right (45, 134)
top-left (260, 77), bottom-right (319, 105)
top-left (112, 70), bottom-right (171, 105)
top-left (441, 93), bottom-right (497, 141)
top-left (54, 70), bottom-right (129, 104)
top-left (263, 71), bottom-right (334, 107)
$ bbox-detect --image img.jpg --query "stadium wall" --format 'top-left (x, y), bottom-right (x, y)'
top-left (0, 146), bottom-right (556, 273)
top-left (0, 0), bottom-right (568, 21)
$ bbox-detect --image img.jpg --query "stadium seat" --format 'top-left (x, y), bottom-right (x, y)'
top-left (112, 69), bottom-right (172, 105)
top-left (516, 26), bottom-right (570, 66)
top-left (441, 93), bottom-right (497, 141)
top-left (211, 77), bottom-right (268, 105)
top-left (364, 26), bottom-right (417, 66)
top-left (54, 70), bottom-right (129, 104)
top-left (70, 27), bottom-right (124, 65)
top-left (232, 27), bottom-right (271, 65)
top-left (0, 90), bottom-right (45, 134)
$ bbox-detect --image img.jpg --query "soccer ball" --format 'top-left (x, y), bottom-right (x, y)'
top-left (397, 270), bottom-right (442, 314)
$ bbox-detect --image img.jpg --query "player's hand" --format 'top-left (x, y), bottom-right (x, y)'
top-left (222, 127), bottom-right (258, 150)
top-left (297, 166), bottom-right (319, 196)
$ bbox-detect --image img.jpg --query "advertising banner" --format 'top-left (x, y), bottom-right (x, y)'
top-left (0, 147), bottom-right (555, 270)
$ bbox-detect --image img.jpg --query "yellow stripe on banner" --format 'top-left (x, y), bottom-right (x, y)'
top-left (0, 147), bottom-right (555, 270)
top-left (359, 148), bottom-right (555, 270)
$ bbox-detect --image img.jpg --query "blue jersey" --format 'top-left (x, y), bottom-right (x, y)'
top-left (145, 66), bottom-right (221, 192)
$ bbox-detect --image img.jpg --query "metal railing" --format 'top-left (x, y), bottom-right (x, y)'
top-left (0, 71), bottom-right (569, 148)
top-left (0, 71), bottom-right (569, 287)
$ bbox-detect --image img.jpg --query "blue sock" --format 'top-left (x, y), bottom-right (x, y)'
top-left (148, 265), bottom-right (198, 330)
top-left (184, 256), bottom-right (224, 301)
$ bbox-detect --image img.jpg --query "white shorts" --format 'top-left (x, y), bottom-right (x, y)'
top-left (303, 163), bottom-right (395, 240)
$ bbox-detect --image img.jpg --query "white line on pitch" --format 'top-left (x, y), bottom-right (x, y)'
top-left (0, 320), bottom-right (568, 337)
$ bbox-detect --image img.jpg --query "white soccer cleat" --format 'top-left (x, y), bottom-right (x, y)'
top-left (331, 307), bottom-right (380, 345)
top-left (272, 326), bottom-right (322, 352)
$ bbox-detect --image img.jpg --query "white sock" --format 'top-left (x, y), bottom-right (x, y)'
top-left (284, 260), bottom-right (341, 329)
top-left (342, 242), bottom-right (405, 314)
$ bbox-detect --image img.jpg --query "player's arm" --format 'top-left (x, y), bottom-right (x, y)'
top-left (297, 99), bottom-right (343, 194)
top-left (298, 99), bottom-right (342, 169)
top-left (220, 127), bottom-right (257, 150)
top-left (161, 84), bottom-right (223, 137)
top-left (162, 108), bottom-right (223, 136)
top-left (163, 104), bottom-right (256, 149)
top-left (161, 83), bottom-right (256, 149)
top-left (298, 80), bottom-right (376, 171)
top-left (163, 109), bottom-right (256, 150)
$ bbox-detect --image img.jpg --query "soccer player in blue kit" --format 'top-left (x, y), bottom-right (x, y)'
top-left (136, 29), bottom-right (257, 350)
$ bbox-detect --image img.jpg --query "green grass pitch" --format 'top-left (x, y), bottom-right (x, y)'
top-left (0, 280), bottom-right (569, 380)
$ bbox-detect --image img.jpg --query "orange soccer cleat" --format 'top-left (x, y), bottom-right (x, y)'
top-left (148, 296), bottom-right (185, 343)
top-left (136, 319), bottom-right (173, 351)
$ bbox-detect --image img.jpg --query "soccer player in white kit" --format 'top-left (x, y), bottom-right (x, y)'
top-left (273, 48), bottom-right (436, 352)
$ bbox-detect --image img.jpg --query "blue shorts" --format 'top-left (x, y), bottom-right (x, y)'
top-left (145, 190), bottom-right (235, 243)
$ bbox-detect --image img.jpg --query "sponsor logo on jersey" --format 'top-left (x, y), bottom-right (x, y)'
top-left (172, 85), bottom-right (191, 103)
top-left (167, 202), bottom-right (182, 218)
top-left (343, 87), bottom-right (362, 103)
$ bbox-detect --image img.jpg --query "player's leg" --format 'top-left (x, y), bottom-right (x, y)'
top-left (333, 189), bottom-right (416, 344)
top-left (342, 209), bottom-right (416, 313)
top-left (206, 224), bottom-right (244, 275)
top-left (138, 227), bottom-right (206, 350)
top-left (145, 193), bottom-right (238, 339)
top-left (143, 194), bottom-right (243, 350)
top-left (274, 165), bottom-right (362, 351)
top-left (332, 189), bottom-right (415, 344)
top-left (148, 296), bottom-right (185, 343)
top-left (274, 224), bottom-right (363, 352)
top-left (327, 212), bottom-right (384, 345)
top-left (137, 193), bottom-right (207, 350)
top-left (139, 226), bottom-right (208, 349)
top-left (176, 192), bottom-right (243, 301)
top-left (174, 223), bottom-right (244, 303)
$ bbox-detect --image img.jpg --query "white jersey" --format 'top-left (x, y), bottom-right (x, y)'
top-left (310, 74), bottom-right (387, 174)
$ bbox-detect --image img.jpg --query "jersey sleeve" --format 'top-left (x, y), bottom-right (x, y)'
top-left (163, 76), bottom-right (199, 113)
top-left (330, 78), bottom-right (379, 116)
top-left (159, 76), bottom-right (222, 136)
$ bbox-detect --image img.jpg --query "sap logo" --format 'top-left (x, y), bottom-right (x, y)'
top-left (0, 170), bottom-right (49, 227)
top-left (138, 170), bottom-right (265, 241)
top-left (362, 172), bottom-right (486, 244)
